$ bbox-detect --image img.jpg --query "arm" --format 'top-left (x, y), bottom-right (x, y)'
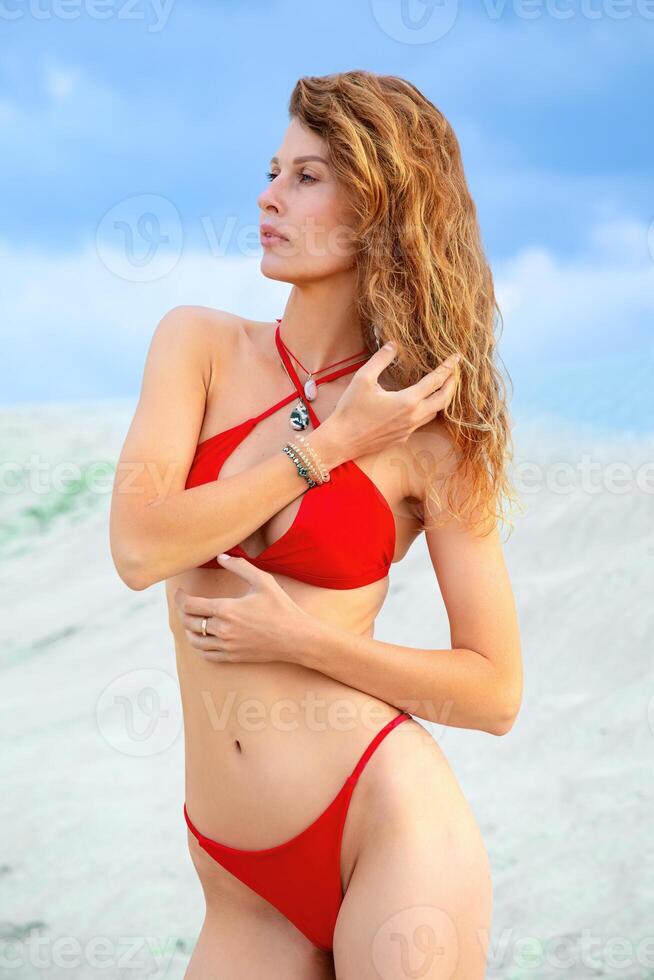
top-left (293, 621), bottom-right (512, 735)
top-left (290, 423), bottom-right (523, 736)
top-left (109, 307), bottom-right (343, 591)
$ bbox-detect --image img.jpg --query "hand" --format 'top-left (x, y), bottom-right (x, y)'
top-left (173, 554), bottom-right (311, 664)
top-left (327, 343), bottom-right (460, 461)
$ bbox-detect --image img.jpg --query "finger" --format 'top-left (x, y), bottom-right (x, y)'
top-left (422, 372), bottom-right (458, 416)
top-left (177, 591), bottom-right (217, 618)
top-left (180, 612), bottom-right (215, 635)
top-left (411, 355), bottom-right (459, 399)
top-left (186, 632), bottom-right (232, 660)
top-left (185, 629), bottom-right (216, 649)
top-left (217, 553), bottom-right (270, 586)
top-left (359, 342), bottom-right (399, 380)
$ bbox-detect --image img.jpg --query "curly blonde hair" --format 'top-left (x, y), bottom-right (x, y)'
top-left (288, 70), bottom-right (521, 538)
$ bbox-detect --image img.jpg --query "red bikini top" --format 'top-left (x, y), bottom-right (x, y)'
top-left (184, 320), bottom-right (396, 589)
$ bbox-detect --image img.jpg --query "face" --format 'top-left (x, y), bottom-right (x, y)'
top-left (257, 118), bottom-right (357, 283)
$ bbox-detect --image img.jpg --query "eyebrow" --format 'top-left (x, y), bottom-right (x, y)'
top-left (269, 155), bottom-right (329, 166)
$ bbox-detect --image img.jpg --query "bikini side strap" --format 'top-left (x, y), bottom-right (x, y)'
top-left (348, 712), bottom-right (411, 782)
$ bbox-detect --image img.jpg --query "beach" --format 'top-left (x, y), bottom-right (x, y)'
top-left (1, 399), bottom-right (652, 979)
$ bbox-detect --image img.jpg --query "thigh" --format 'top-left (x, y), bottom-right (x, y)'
top-left (333, 726), bottom-right (492, 980)
top-left (184, 909), bottom-right (336, 980)
top-left (185, 837), bottom-right (336, 979)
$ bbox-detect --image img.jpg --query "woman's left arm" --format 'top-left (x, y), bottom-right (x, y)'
top-left (293, 515), bottom-right (523, 735)
top-left (175, 519), bottom-right (522, 736)
top-left (175, 427), bottom-right (523, 735)
top-left (291, 415), bottom-right (522, 735)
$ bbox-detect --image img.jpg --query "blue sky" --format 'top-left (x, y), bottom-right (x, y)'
top-left (1, 0), bottom-right (652, 430)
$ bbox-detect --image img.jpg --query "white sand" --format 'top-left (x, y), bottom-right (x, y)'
top-left (1, 400), bottom-right (652, 979)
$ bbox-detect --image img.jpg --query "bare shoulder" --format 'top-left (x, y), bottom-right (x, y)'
top-left (151, 304), bottom-right (245, 381)
top-left (405, 414), bottom-right (473, 527)
top-left (179, 307), bottom-right (275, 352)
top-left (407, 414), bottom-right (460, 482)
top-left (409, 415), bottom-right (501, 539)
top-left (154, 304), bottom-right (243, 342)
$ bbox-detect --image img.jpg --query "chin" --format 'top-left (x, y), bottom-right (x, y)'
top-left (260, 255), bottom-right (310, 286)
top-left (260, 262), bottom-right (294, 285)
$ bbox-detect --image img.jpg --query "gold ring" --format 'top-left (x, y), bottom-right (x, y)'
top-left (201, 617), bottom-right (208, 637)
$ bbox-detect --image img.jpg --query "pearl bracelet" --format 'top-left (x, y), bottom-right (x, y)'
top-left (287, 441), bottom-right (323, 486)
top-left (294, 432), bottom-right (330, 483)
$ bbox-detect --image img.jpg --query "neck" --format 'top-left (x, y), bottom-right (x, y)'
top-left (276, 279), bottom-right (368, 370)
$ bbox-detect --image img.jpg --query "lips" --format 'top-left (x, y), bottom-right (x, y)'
top-left (260, 224), bottom-right (288, 242)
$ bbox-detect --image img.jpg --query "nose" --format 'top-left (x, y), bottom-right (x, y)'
top-left (257, 177), bottom-right (284, 214)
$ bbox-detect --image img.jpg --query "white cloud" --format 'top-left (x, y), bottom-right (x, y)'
top-left (495, 217), bottom-right (654, 364)
top-left (0, 237), bottom-right (290, 402)
top-left (0, 214), bottom-right (652, 403)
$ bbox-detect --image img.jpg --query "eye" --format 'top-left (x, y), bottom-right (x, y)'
top-left (264, 171), bottom-right (317, 184)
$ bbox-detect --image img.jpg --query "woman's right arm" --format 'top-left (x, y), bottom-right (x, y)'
top-left (109, 307), bottom-right (345, 591)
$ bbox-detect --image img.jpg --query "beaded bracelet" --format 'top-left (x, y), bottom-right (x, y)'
top-left (294, 432), bottom-right (330, 483)
top-left (287, 441), bottom-right (323, 486)
top-left (281, 444), bottom-right (319, 488)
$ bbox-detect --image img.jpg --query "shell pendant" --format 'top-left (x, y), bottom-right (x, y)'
top-left (289, 399), bottom-right (309, 431)
top-left (304, 375), bottom-right (317, 401)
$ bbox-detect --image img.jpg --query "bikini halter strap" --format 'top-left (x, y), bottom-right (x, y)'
top-left (274, 320), bottom-right (371, 429)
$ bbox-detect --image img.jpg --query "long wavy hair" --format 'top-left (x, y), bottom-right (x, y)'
top-left (288, 70), bottom-right (521, 537)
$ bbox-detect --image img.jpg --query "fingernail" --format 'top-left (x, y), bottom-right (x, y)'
top-left (217, 553), bottom-right (231, 561)
top-left (383, 342), bottom-right (396, 351)
top-left (454, 354), bottom-right (461, 362)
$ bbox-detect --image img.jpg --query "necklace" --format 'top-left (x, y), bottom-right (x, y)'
top-left (276, 319), bottom-right (369, 401)
top-left (275, 317), bottom-right (370, 431)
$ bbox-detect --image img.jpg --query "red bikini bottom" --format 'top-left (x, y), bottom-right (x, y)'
top-left (183, 710), bottom-right (412, 952)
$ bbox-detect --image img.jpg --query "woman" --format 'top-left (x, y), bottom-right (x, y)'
top-left (110, 71), bottom-right (522, 979)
